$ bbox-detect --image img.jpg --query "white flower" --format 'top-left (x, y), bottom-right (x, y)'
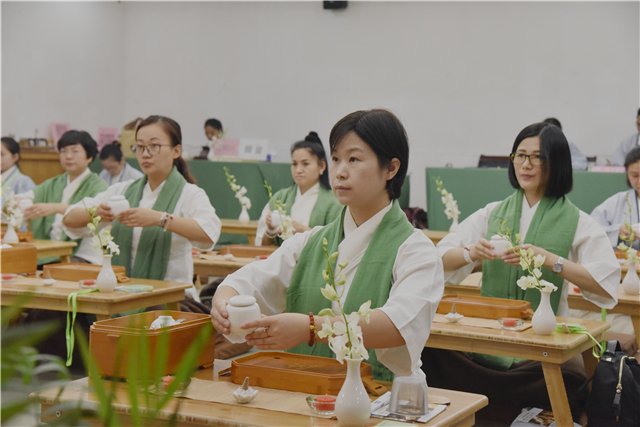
top-left (539, 279), bottom-right (558, 292)
top-left (91, 235), bottom-right (102, 251)
top-left (348, 335), bottom-right (369, 360)
top-left (533, 254), bottom-right (545, 269)
top-left (320, 284), bottom-right (339, 302)
top-left (532, 268), bottom-right (542, 279)
top-left (517, 276), bottom-right (532, 291)
top-left (318, 308), bottom-right (336, 317)
top-left (328, 334), bottom-right (349, 364)
top-left (317, 316), bottom-right (335, 339)
top-left (237, 186), bottom-right (247, 196)
top-left (357, 301), bottom-right (373, 322)
top-left (106, 240), bottom-right (120, 255)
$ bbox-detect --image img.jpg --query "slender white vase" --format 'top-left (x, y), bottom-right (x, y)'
top-left (96, 254), bottom-right (117, 293)
top-left (449, 217), bottom-right (459, 233)
top-left (3, 224), bottom-right (19, 244)
top-left (335, 358), bottom-right (370, 427)
top-left (238, 206), bottom-right (250, 223)
top-left (532, 288), bottom-right (556, 335)
top-left (622, 262), bottom-right (640, 295)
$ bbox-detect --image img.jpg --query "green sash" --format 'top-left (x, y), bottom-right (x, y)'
top-left (475, 190), bottom-right (579, 371)
top-left (286, 201), bottom-right (414, 381)
top-left (31, 172), bottom-right (107, 264)
top-left (111, 168), bottom-right (186, 280)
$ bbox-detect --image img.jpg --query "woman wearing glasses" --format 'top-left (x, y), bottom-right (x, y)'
top-left (63, 115), bottom-right (221, 300)
top-left (424, 122), bottom-right (619, 417)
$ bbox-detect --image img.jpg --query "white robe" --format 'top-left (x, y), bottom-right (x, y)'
top-left (590, 189), bottom-right (639, 250)
top-left (437, 197), bottom-right (619, 317)
top-left (2, 165), bottom-right (36, 231)
top-left (99, 163), bottom-right (144, 186)
top-left (611, 132), bottom-right (640, 166)
top-left (254, 183), bottom-right (320, 245)
top-left (221, 202), bottom-right (444, 380)
top-left (18, 167), bottom-right (102, 263)
top-left (63, 178), bottom-right (222, 300)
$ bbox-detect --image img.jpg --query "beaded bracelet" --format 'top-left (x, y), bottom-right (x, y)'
top-left (308, 312), bottom-right (316, 347)
top-left (162, 214), bottom-right (174, 232)
top-left (463, 246), bottom-right (474, 264)
top-left (159, 212), bottom-right (169, 228)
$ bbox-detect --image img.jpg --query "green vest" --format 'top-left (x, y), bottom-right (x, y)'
top-left (286, 201), bottom-right (414, 381)
top-left (31, 172), bottom-right (107, 264)
top-left (111, 168), bottom-right (186, 280)
top-left (474, 190), bottom-right (579, 371)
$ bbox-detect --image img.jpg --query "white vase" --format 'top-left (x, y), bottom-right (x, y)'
top-left (622, 262), bottom-right (640, 295)
top-left (335, 358), bottom-right (370, 427)
top-left (238, 206), bottom-right (250, 223)
top-left (3, 224), bottom-right (19, 244)
top-left (96, 254), bottom-right (117, 293)
top-left (449, 217), bottom-right (459, 233)
top-left (532, 288), bottom-right (556, 335)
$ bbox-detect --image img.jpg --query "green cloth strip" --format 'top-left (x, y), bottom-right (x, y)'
top-left (66, 289), bottom-right (99, 366)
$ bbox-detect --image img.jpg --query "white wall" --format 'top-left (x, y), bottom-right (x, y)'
top-left (3, 1), bottom-right (639, 209)
top-left (2, 1), bottom-right (126, 141)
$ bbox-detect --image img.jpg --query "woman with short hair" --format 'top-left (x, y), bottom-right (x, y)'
top-left (98, 141), bottom-right (143, 186)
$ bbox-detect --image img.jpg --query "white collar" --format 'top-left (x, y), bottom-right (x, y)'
top-left (344, 201), bottom-right (393, 237)
top-left (1, 165), bottom-right (18, 181)
top-left (67, 167), bottom-right (91, 186)
top-left (296, 182), bottom-right (320, 199)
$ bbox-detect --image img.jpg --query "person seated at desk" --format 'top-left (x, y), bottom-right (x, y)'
top-left (98, 141), bottom-right (143, 186)
top-left (64, 115), bottom-right (221, 301)
top-left (428, 122), bottom-right (619, 418)
top-left (610, 108), bottom-right (640, 166)
top-left (17, 130), bottom-right (107, 264)
top-left (255, 131), bottom-right (343, 246)
top-left (212, 109), bottom-right (444, 381)
top-left (204, 118), bottom-right (223, 141)
top-left (1, 137), bottom-right (36, 231)
top-left (542, 118), bottom-right (587, 170)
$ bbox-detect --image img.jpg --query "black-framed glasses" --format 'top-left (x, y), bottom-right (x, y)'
top-left (510, 152), bottom-right (546, 166)
top-left (131, 144), bottom-right (171, 156)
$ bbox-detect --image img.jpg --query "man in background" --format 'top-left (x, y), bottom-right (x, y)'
top-left (610, 108), bottom-right (640, 166)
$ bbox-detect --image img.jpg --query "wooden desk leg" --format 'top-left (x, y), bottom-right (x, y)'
top-left (541, 362), bottom-right (573, 426)
top-left (60, 255), bottom-right (71, 263)
top-left (247, 234), bottom-right (255, 245)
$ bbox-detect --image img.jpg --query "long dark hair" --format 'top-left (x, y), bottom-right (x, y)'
top-left (135, 115), bottom-right (196, 184)
top-left (290, 132), bottom-right (330, 190)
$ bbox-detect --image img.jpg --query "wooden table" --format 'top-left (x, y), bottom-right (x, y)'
top-left (569, 284), bottom-right (640, 346)
top-left (0, 276), bottom-right (190, 320)
top-left (220, 219), bottom-right (259, 245)
top-left (444, 272), bottom-right (483, 296)
top-left (32, 239), bottom-right (77, 263)
top-left (193, 253), bottom-right (255, 277)
top-left (33, 360), bottom-right (488, 426)
top-left (423, 230), bottom-right (449, 246)
top-left (425, 316), bottom-right (609, 426)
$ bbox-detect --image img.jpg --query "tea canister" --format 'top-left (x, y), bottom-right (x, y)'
top-left (225, 295), bottom-right (261, 343)
top-left (109, 195), bottom-right (130, 216)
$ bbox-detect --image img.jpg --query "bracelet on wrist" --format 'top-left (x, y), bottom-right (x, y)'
top-left (463, 246), bottom-right (474, 264)
top-left (159, 212), bottom-right (169, 228)
top-left (162, 214), bottom-right (174, 232)
top-left (308, 312), bottom-right (316, 347)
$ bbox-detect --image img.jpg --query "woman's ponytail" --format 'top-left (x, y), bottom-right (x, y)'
top-left (174, 157), bottom-right (196, 184)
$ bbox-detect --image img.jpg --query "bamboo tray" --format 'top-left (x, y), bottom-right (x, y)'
top-left (0, 243), bottom-right (37, 274)
top-left (230, 351), bottom-right (382, 396)
top-left (43, 263), bottom-right (129, 283)
top-left (218, 245), bottom-right (278, 258)
top-left (90, 311), bottom-right (215, 378)
top-left (437, 295), bottom-right (533, 319)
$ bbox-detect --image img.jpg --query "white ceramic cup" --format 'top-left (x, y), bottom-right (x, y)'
top-left (109, 195), bottom-right (130, 216)
top-left (225, 295), bottom-right (261, 343)
top-left (17, 198), bottom-right (33, 211)
top-left (269, 210), bottom-right (281, 228)
top-left (150, 315), bottom-right (176, 329)
top-left (490, 234), bottom-right (510, 257)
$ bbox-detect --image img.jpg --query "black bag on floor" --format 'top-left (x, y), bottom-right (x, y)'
top-left (584, 340), bottom-right (640, 426)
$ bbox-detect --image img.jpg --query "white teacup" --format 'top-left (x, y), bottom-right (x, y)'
top-left (490, 234), bottom-right (511, 258)
top-left (150, 315), bottom-right (176, 329)
top-left (17, 198), bottom-right (33, 211)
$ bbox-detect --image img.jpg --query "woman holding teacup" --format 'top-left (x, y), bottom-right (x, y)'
top-left (255, 132), bottom-right (343, 246)
top-left (424, 122), bottom-right (620, 417)
top-left (63, 115), bottom-right (221, 300)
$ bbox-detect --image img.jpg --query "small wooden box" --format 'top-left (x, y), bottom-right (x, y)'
top-left (43, 263), bottom-right (127, 282)
top-left (0, 243), bottom-right (37, 274)
top-left (219, 245), bottom-right (277, 258)
top-left (437, 295), bottom-right (533, 319)
top-left (90, 311), bottom-right (215, 378)
top-left (231, 352), bottom-right (373, 396)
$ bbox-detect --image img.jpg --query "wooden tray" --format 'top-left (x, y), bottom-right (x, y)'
top-left (230, 351), bottom-right (381, 396)
top-left (43, 263), bottom-right (129, 283)
top-left (0, 243), bottom-right (37, 274)
top-left (218, 245), bottom-right (278, 258)
top-left (90, 311), bottom-right (215, 378)
top-left (437, 295), bottom-right (533, 319)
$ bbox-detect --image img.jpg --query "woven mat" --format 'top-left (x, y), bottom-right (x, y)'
top-left (182, 378), bottom-right (332, 418)
top-left (433, 313), bottom-right (532, 332)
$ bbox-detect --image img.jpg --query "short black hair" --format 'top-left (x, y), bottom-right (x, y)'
top-left (624, 146), bottom-right (640, 187)
top-left (291, 132), bottom-right (330, 190)
top-left (507, 122), bottom-right (573, 199)
top-left (1, 137), bottom-right (20, 157)
top-left (57, 130), bottom-right (99, 162)
top-left (100, 141), bottom-right (123, 162)
top-left (543, 117), bottom-right (562, 130)
top-left (204, 118), bottom-right (223, 131)
top-left (329, 109), bottom-right (408, 200)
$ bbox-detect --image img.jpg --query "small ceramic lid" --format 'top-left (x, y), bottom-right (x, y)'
top-left (490, 234), bottom-right (507, 241)
top-left (229, 295), bottom-right (257, 307)
top-left (110, 195), bottom-right (126, 201)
